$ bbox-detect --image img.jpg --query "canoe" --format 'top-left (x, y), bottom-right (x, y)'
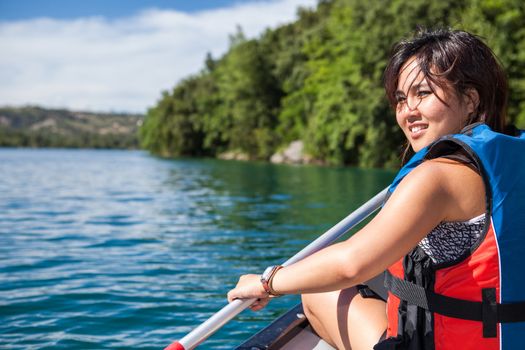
top-left (236, 273), bottom-right (387, 350)
top-left (235, 303), bottom-right (335, 350)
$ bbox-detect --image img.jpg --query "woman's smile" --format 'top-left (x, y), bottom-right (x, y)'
top-left (408, 123), bottom-right (428, 139)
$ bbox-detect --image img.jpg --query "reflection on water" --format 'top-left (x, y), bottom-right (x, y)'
top-left (0, 149), bottom-right (394, 349)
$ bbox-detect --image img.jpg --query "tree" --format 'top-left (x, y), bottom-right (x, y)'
top-left (140, 0), bottom-right (525, 167)
top-left (214, 33), bottom-right (282, 158)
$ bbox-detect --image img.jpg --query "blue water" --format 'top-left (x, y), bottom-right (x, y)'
top-left (0, 149), bottom-right (394, 349)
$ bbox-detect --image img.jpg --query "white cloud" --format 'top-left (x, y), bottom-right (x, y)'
top-left (0, 0), bottom-right (317, 113)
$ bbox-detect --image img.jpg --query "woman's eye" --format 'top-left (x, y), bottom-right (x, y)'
top-left (417, 90), bottom-right (431, 97)
top-left (395, 95), bottom-right (406, 104)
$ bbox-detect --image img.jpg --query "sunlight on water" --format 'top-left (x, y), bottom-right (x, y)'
top-left (0, 149), bottom-right (394, 349)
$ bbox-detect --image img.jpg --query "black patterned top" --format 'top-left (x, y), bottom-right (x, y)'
top-left (418, 214), bottom-right (486, 265)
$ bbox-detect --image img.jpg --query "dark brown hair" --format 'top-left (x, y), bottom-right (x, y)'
top-left (384, 28), bottom-right (508, 133)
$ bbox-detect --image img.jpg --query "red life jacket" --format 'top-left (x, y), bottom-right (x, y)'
top-left (386, 226), bottom-right (500, 349)
top-left (378, 124), bottom-right (525, 350)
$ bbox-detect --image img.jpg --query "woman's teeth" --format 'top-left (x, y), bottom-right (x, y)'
top-left (410, 125), bottom-right (427, 133)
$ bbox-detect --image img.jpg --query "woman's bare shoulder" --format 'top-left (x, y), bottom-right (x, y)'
top-left (401, 157), bottom-right (485, 221)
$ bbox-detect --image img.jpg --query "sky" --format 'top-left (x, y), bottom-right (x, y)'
top-left (0, 0), bottom-right (317, 113)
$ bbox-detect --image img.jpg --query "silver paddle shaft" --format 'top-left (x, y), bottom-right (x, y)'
top-left (175, 187), bottom-right (389, 349)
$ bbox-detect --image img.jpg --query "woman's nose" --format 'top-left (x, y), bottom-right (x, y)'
top-left (398, 100), bottom-right (419, 113)
top-left (401, 95), bottom-right (423, 112)
top-left (397, 102), bottom-right (422, 122)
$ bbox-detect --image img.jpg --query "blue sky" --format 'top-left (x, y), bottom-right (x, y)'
top-left (0, 0), bottom-right (245, 20)
top-left (0, 0), bottom-right (317, 113)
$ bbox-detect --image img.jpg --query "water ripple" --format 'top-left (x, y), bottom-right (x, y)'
top-left (0, 149), bottom-right (393, 349)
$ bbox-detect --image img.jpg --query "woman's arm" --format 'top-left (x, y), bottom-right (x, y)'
top-left (227, 159), bottom-right (484, 303)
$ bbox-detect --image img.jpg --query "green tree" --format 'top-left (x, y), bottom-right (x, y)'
top-left (140, 0), bottom-right (525, 167)
top-left (214, 32), bottom-right (282, 158)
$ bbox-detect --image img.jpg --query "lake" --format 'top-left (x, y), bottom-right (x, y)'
top-left (0, 148), bottom-right (394, 349)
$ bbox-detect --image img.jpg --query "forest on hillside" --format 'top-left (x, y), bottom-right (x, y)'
top-left (139, 0), bottom-right (525, 168)
top-left (0, 106), bottom-right (143, 149)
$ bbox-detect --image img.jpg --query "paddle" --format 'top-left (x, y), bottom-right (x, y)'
top-left (165, 186), bottom-right (390, 350)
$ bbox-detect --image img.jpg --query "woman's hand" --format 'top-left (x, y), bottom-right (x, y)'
top-left (227, 274), bottom-right (270, 311)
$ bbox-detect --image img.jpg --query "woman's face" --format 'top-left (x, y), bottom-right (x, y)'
top-left (395, 57), bottom-right (475, 152)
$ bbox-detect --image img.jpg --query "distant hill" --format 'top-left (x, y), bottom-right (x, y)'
top-left (0, 106), bottom-right (144, 149)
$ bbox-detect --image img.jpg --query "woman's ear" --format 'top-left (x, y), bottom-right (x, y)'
top-left (465, 88), bottom-right (480, 116)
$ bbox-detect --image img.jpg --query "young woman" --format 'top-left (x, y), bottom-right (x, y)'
top-left (227, 28), bottom-right (525, 350)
